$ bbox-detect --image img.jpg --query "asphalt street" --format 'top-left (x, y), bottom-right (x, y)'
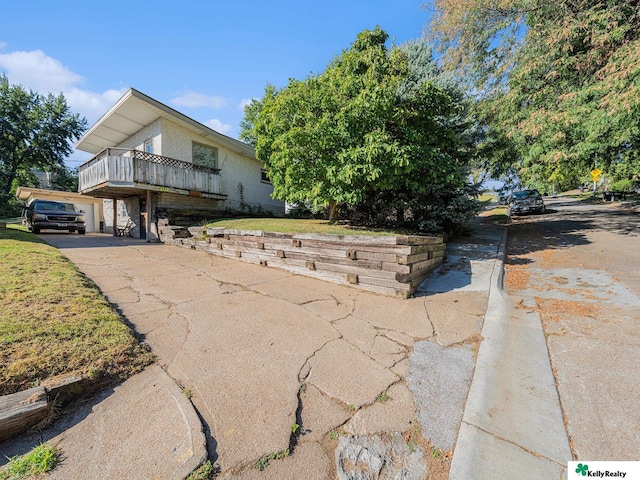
top-left (505, 196), bottom-right (640, 461)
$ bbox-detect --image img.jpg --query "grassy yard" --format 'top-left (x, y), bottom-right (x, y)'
top-left (478, 206), bottom-right (510, 225)
top-left (206, 217), bottom-right (404, 236)
top-left (478, 192), bottom-right (496, 203)
top-left (0, 226), bottom-right (153, 395)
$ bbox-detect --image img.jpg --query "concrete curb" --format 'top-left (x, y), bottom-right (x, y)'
top-left (449, 226), bottom-right (572, 479)
top-left (155, 364), bottom-right (209, 480)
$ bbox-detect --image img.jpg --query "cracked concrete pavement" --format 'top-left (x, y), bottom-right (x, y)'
top-left (5, 220), bottom-right (503, 479)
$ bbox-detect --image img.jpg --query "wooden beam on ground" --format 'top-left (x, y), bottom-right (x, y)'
top-left (0, 387), bottom-right (49, 442)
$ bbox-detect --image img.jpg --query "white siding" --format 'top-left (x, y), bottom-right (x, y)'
top-left (116, 119), bottom-right (162, 153)
top-left (159, 119), bottom-right (284, 215)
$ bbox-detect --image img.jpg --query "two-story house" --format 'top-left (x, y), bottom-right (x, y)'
top-left (77, 88), bottom-right (283, 240)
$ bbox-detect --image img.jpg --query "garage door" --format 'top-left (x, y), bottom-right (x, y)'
top-left (75, 203), bottom-right (96, 232)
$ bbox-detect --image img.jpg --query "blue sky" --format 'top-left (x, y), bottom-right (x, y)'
top-left (1, 0), bottom-right (432, 167)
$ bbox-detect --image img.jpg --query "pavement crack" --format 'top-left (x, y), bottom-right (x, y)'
top-left (298, 337), bottom-right (342, 383)
top-left (463, 421), bottom-right (567, 468)
top-left (422, 298), bottom-right (436, 338)
top-left (167, 309), bottom-right (193, 367)
top-left (288, 384), bottom-right (305, 455)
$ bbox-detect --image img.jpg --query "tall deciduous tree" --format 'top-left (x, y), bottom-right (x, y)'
top-left (239, 85), bottom-right (276, 148)
top-left (250, 27), bottom-right (475, 228)
top-left (0, 75), bottom-right (87, 210)
top-left (428, 0), bottom-right (640, 189)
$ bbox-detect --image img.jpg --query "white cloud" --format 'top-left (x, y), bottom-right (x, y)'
top-left (171, 91), bottom-right (228, 109)
top-left (0, 42), bottom-right (7, 50)
top-left (205, 118), bottom-right (233, 135)
top-left (0, 50), bottom-right (84, 93)
top-left (238, 98), bottom-right (255, 111)
top-left (0, 49), bottom-right (127, 124)
top-left (65, 87), bottom-right (128, 124)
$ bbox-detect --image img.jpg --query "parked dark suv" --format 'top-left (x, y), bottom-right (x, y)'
top-left (24, 200), bottom-right (86, 234)
top-left (507, 189), bottom-right (546, 216)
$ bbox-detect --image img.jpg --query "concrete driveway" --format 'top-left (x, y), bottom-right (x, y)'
top-left (31, 229), bottom-right (496, 478)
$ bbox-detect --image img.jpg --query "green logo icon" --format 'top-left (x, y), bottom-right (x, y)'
top-left (576, 463), bottom-right (589, 476)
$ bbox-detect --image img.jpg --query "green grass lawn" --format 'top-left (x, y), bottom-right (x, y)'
top-left (0, 443), bottom-right (59, 480)
top-left (0, 226), bottom-right (153, 395)
top-left (206, 218), bottom-right (405, 236)
top-left (478, 193), bottom-right (496, 203)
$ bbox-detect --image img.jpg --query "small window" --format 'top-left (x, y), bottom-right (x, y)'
top-left (144, 139), bottom-right (154, 154)
top-left (261, 169), bottom-right (271, 184)
top-left (193, 142), bottom-right (218, 168)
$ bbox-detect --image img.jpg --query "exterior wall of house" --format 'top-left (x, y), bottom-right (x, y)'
top-left (155, 192), bottom-right (220, 211)
top-left (102, 116), bottom-right (285, 240)
top-left (159, 119), bottom-right (284, 215)
top-left (220, 153), bottom-right (282, 215)
top-left (103, 199), bottom-right (115, 234)
top-left (115, 119), bottom-right (162, 153)
top-left (103, 198), bottom-right (141, 238)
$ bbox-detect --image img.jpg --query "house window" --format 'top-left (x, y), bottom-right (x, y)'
top-left (261, 169), bottom-right (271, 184)
top-left (193, 142), bottom-right (218, 168)
top-left (144, 139), bottom-right (154, 154)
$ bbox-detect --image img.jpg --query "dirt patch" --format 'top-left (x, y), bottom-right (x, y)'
top-left (404, 427), bottom-right (451, 480)
top-left (504, 265), bottom-right (531, 291)
top-left (532, 297), bottom-right (601, 325)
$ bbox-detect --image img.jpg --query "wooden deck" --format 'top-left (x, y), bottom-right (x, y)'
top-left (78, 149), bottom-right (223, 198)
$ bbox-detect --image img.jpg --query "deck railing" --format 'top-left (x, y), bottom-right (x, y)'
top-left (78, 148), bottom-right (222, 195)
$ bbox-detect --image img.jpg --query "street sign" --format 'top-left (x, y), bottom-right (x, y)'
top-left (590, 168), bottom-right (602, 180)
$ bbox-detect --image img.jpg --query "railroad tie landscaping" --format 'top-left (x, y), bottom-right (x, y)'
top-left (159, 220), bottom-right (446, 298)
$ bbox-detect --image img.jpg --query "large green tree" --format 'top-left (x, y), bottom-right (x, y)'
top-left (0, 75), bottom-right (87, 213)
top-left (347, 38), bottom-right (482, 233)
top-left (428, 0), bottom-right (640, 189)
top-left (247, 27), bottom-right (476, 229)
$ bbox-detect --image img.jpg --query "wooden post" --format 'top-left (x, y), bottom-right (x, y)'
top-left (146, 190), bottom-right (152, 242)
top-left (112, 198), bottom-right (118, 236)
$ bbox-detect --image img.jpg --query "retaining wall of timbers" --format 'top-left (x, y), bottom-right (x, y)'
top-left (158, 220), bottom-right (446, 298)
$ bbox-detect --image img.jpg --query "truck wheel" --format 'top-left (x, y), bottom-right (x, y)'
top-left (33, 227), bottom-right (40, 234)
top-left (78, 229), bottom-right (86, 235)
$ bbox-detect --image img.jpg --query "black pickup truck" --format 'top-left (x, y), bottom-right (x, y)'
top-left (23, 200), bottom-right (86, 234)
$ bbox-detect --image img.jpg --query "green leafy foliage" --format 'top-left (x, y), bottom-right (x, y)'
top-left (186, 461), bottom-right (219, 480)
top-left (429, 0), bottom-right (640, 191)
top-left (246, 27), bottom-right (479, 231)
top-left (0, 75), bottom-right (86, 215)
